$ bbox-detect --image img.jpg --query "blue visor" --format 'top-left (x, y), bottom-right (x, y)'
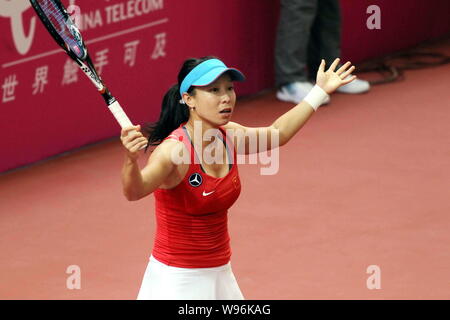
top-left (179, 59), bottom-right (245, 97)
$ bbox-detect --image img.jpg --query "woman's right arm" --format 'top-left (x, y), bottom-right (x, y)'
top-left (121, 126), bottom-right (177, 201)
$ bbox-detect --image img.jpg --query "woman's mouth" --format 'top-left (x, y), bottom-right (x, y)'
top-left (219, 108), bottom-right (232, 114)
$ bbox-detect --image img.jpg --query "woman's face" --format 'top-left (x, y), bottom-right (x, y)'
top-left (185, 73), bottom-right (236, 127)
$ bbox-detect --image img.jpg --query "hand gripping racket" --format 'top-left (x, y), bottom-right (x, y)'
top-left (29, 0), bottom-right (133, 129)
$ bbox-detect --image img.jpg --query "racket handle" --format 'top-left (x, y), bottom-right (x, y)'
top-left (108, 100), bottom-right (146, 150)
top-left (108, 100), bottom-right (133, 128)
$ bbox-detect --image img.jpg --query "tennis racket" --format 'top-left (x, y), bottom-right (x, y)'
top-left (29, 0), bottom-right (133, 129)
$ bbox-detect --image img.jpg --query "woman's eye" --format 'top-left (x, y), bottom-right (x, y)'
top-left (228, 86), bottom-right (234, 91)
top-left (210, 88), bottom-right (219, 92)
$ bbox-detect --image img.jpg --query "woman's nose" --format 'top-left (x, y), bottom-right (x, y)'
top-left (221, 92), bottom-right (231, 103)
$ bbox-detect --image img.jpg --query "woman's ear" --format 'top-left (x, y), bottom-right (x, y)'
top-left (183, 92), bottom-right (195, 109)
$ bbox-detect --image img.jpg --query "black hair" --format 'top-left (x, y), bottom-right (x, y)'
top-left (143, 55), bottom-right (219, 149)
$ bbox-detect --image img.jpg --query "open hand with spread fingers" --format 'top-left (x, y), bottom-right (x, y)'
top-left (316, 58), bottom-right (357, 95)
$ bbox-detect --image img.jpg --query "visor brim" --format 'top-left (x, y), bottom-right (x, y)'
top-left (191, 67), bottom-right (246, 87)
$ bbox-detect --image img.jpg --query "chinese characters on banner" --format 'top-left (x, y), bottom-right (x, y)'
top-left (2, 74), bottom-right (19, 103)
top-left (0, 0), bottom-right (172, 172)
top-left (2, 0), bottom-right (167, 102)
top-left (1, 0), bottom-right (281, 172)
top-left (2, 33), bottom-right (167, 100)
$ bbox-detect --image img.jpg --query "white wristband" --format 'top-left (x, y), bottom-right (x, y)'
top-left (303, 85), bottom-right (329, 111)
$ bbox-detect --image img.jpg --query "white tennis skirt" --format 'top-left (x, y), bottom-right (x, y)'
top-left (137, 255), bottom-right (244, 300)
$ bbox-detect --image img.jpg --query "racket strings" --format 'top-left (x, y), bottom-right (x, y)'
top-left (38, 0), bottom-right (84, 58)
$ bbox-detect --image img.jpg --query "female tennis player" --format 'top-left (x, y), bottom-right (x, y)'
top-left (120, 56), bottom-right (356, 300)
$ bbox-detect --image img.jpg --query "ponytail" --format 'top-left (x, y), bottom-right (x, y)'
top-left (143, 55), bottom-right (219, 150)
top-left (143, 84), bottom-right (189, 148)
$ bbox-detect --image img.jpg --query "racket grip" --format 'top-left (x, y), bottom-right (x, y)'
top-left (108, 100), bottom-right (133, 128)
top-left (108, 100), bottom-right (146, 150)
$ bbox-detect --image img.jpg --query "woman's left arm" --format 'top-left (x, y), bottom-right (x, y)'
top-left (224, 58), bottom-right (356, 153)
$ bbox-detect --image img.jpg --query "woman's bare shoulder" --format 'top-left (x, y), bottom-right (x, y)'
top-left (147, 137), bottom-right (186, 163)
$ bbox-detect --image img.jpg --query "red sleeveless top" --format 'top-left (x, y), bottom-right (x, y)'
top-left (152, 122), bottom-right (241, 268)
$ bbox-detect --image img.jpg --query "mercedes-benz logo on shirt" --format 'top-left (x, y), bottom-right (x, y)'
top-left (188, 173), bottom-right (203, 187)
